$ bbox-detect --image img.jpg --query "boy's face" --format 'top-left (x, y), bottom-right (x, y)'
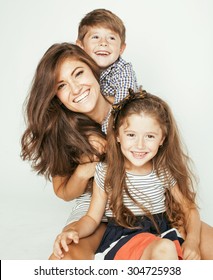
top-left (77, 27), bottom-right (126, 70)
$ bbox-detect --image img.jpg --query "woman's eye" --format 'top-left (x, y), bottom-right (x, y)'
top-left (57, 84), bottom-right (65, 91)
top-left (75, 70), bottom-right (83, 77)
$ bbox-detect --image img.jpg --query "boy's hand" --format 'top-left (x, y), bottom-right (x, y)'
top-left (181, 239), bottom-right (201, 260)
top-left (53, 230), bottom-right (79, 259)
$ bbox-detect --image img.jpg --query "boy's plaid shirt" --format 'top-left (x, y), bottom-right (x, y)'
top-left (100, 56), bottom-right (138, 104)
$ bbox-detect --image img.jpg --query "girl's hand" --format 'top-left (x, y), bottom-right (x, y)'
top-left (53, 230), bottom-right (79, 259)
top-left (181, 239), bottom-right (201, 260)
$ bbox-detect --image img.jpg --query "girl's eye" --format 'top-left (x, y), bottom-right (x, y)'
top-left (146, 135), bottom-right (155, 139)
top-left (127, 133), bottom-right (135, 137)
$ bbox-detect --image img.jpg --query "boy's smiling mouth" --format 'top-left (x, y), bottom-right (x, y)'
top-left (95, 51), bottom-right (110, 56)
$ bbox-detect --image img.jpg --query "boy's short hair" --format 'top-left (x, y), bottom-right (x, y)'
top-left (77, 9), bottom-right (126, 45)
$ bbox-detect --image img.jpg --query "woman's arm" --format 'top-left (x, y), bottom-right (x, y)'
top-left (53, 135), bottom-right (106, 201)
top-left (52, 161), bottom-right (98, 201)
top-left (53, 181), bottom-right (107, 258)
top-left (171, 183), bottom-right (201, 260)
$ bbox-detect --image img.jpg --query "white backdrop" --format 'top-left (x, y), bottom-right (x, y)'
top-left (0, 0), bottom-right (212, 259)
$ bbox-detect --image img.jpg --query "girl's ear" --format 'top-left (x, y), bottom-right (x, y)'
top-left (160, 136), bottom-right (165, 146)
top-left (116, 136), bottom-right (120, 142)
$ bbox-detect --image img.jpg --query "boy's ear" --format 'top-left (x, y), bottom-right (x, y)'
top-left (119, 43), bottom-right (126, 55)
top-left (76, 40), bottom-right (84, 49)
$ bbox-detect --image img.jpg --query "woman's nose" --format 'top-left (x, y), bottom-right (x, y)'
top-left (70, 81), bottom-right (81, 94)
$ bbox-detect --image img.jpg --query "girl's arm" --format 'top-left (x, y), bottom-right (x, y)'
top-left (171, 184), bottom-right (201, 260)
top-left (53, 181), bottom-right (107, 259)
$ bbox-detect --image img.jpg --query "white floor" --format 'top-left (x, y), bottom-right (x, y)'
top-left (0, 184), bottom-right (72, 260)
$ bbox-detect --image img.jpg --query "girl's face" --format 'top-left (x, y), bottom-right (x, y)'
top-left (117, 113), bottom-right (165, 174)
top-left (55, 58), bottom-right (101, 115)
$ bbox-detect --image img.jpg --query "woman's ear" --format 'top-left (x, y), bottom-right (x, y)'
top-left (116, 136), bottom-right (120, 142)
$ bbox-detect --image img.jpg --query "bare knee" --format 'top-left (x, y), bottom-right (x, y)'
top-left (148, 239), bottom-right (178, 260)
top-left (152, 239), bottom-right (177, 259)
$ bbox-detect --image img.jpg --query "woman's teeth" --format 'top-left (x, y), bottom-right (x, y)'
top-left (74, 91), bottom-right (89, 103)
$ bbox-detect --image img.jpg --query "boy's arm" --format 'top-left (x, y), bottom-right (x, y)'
top-left (114, 63), bottom-right (138, 104)
top-left (53, 181), bottom-right (107, 258)
top-left (171, 184), bottom-right (201, 259)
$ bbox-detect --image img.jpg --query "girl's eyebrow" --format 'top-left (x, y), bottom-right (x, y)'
top-left (57, 67), bottom-right (82, 84)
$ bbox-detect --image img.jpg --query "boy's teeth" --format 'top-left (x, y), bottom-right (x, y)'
top-left (96, 51), bottom-right (109, 55)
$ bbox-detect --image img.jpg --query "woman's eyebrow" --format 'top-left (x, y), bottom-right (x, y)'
top-left (57, 67), bottom-right (83, 84)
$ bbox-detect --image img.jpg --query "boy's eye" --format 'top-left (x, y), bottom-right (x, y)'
top-left (91, 35), bottom-right (99, 39)
top-left (109, 36), bottom-right (116, 40)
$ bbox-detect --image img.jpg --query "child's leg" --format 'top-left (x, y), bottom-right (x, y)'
top-left (140, 239), bottom-right (178, 260)
top-left (49, 223), bottom-right (106, 260)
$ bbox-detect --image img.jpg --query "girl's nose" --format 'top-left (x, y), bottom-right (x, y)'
top-left (137, 137), bottom-right (146, 149)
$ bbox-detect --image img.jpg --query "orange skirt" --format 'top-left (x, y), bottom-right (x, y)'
top-left (114, 232), bottom-right (182, 260)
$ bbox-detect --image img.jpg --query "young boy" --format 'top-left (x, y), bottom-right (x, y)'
top-left (76, 8), bottom-right (138, 104)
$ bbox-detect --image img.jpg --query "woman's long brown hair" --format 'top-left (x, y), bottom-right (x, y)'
top-left (21, 43), bottom-right (105, 180)
top-left (105, 90), bottom-right (197, 230)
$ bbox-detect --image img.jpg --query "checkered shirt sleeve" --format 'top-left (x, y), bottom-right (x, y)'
top-left (100, 57), bottom-right (138, 104)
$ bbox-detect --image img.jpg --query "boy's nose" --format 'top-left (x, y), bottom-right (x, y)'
top-left (99, 38), bottom-right (108, 46)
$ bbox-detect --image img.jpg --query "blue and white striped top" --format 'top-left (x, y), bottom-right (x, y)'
top-left (94, 162), bottom-right (176, 217)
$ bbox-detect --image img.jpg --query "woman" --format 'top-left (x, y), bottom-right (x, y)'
top-left (21, 43), bottom-right (213, 260)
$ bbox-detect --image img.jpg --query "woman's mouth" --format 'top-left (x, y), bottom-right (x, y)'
top-left (73, 91), bottom-right (89, 103)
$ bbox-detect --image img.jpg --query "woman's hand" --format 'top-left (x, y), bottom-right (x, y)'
top-left (75, 161), bottom-right (98, 180)
top-left (53, 230), bottom-right (79, 259)
top-left (182, 239), bottom-right (201, 260)
top-left (88, 134), bottom-right (107, 155)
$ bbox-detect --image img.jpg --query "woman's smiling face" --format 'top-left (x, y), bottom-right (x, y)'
top-left (55, 58), bottom-right (101, 115)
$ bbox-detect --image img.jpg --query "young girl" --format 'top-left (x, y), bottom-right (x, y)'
top-left (53, 89), bottom-right (201, 260)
